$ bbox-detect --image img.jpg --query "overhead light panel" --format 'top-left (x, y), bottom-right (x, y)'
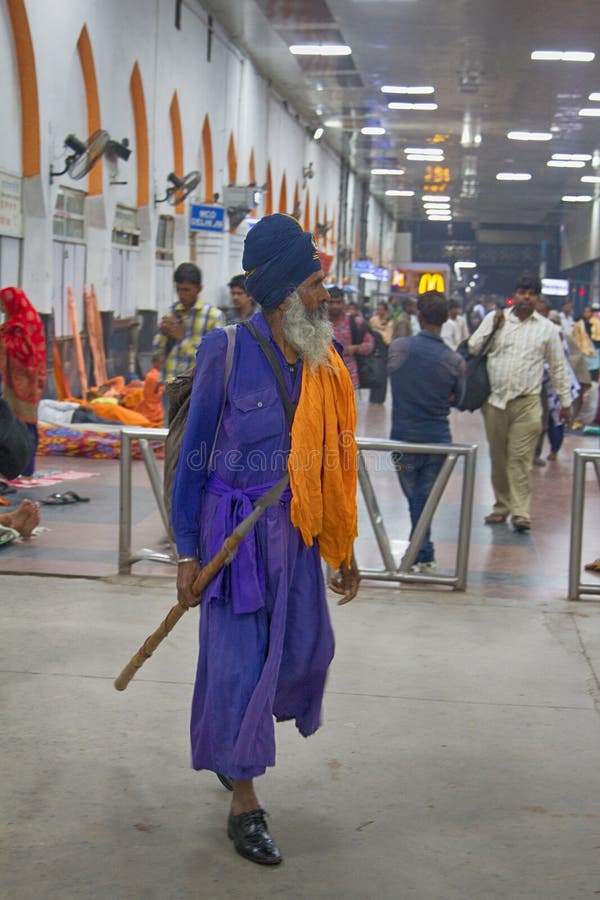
top-left (507, 131), bottom-right (553, 141)
top-left (381, 85), bottom-right (435, 95)
top-left (579, 108), bottom-right (600, 117)
top-left (313, 127), bottom-right (324, 141)
top-left (361, 126), bottom-right (386, 135)
top-left (421, 194), bottom-right (450, 201)
top-left (406, 154), bottom-right (445, 162)
top-left (588, 92), bottom-right (600, 101)
top-left (562, 195), bottom-right (593, 202)
top-left (547, 159), bottom-right (585, 168)
top-left (388, 102), bottom-right (438, 111)
top-left (324, 118), bottom-right (343, 128)
top-left (496, 172), bottom-right (532, 181)
top-left (404, 148), bottom-right (444, 155)
top-left (456, 261), bottom-right (477, 268)
top-left (427, 215), bottom-right (452, 221)
top-left (289, 44), bottom-right (352, 56)
top-left (531, 50), bottom-right (595, 62)
top-left (552, 153), bottom-right (592, 161)
top-left (581, 175), bottom-right (600, 183)
top-left (371, 167), bottom-right (405, 175)
top-left (385, 189), bottom-right (415, 196)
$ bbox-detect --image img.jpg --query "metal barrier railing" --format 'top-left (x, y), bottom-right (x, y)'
top-left (355, 438), bottom-right (477, 590)
top-left (568, 448), bottom-right (600, 602)
top-left (119, 427), bottom-right (172, 574)
top-left (118, 428), bottom-right (477, 590)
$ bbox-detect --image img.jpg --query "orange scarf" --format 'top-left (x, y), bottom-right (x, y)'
top-left (289, 346), bottom-right (358, 568)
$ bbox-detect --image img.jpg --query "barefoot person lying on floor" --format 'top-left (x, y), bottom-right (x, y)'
top-left (0, 498), bottom-right (40, 538)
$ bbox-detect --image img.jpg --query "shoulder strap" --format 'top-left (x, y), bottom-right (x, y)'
top-left (478, 319), bottom-right (502, 358)
top-left (240, 320), bottom-right (296, 428)
top-left (208, 324), bottom-right (236, 468)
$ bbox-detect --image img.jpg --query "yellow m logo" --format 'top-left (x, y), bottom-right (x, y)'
top-left (418, 273), bottom-right (445, 294)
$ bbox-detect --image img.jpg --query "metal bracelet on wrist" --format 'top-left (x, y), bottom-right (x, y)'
top-left (177, 555), bottom-right (197, 564)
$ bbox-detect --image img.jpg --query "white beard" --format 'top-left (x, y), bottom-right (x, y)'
top-left (281, 290), bottom-right (333, 371)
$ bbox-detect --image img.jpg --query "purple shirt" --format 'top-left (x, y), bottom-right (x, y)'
top-left (172, 312), bottom-right (302, 556)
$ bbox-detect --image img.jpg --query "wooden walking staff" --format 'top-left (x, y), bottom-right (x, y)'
top-left (114, 474), bottom-right (290, 691)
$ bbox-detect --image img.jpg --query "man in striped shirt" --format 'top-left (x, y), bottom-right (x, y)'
top-left (469, 274), bottom-right (571, 532)
top-left (153, 263), bottom-right (224, 383)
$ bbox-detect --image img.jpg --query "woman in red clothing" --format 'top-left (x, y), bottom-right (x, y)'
top-left (0, 287), bottom-right (47, 476)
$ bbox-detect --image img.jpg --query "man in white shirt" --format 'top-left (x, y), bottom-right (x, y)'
top-left (468, 274), bottom-right (571, 532)
top-left (440, 299), bottom-right (469, 350)
top-left (559, 300), bottom-right (575, 336)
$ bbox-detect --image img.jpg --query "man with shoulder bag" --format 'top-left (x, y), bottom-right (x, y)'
top-left (468, 274), bottom-right (572, 533)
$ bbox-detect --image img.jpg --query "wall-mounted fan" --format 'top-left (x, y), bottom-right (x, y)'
top-left (315, 221), bottom-right (332, 239)
top-left (49, 131), bottom-right (109, 182)
top-left (156, 171), bottom-right (201, 205)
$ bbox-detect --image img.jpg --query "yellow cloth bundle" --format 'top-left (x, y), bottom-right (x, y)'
top-left (289, 347), bottom-right (358, 567)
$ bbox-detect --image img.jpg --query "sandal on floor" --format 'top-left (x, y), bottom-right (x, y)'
top-left (511, 516), bottom-right (531, 533)
top-left (584, 558), bottom-right (600, 573)
top-left (0, 482), bottom-right (17, 496)
top-left (41, 491), bottom-right (90, 506)
top-left (484, 512), bottom-right (507, 525)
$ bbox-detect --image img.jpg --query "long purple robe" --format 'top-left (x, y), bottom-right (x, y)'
top-left (171, 313), bottom-right (335, 779)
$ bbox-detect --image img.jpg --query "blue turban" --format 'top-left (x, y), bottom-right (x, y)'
top-left (243, 214), bottom-right (322, 310)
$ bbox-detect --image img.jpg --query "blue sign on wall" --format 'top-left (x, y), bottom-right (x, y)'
top-left (189, 204), bottom-right (225, 232)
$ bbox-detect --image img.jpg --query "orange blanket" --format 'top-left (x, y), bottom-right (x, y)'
top-left (289, 347), bottom-right (357, 568)
top-left (89, 400), bottom-right (153, 427)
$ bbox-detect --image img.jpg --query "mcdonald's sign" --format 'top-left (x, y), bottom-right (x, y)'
top-left (418, 272), bottom-right (445, 294)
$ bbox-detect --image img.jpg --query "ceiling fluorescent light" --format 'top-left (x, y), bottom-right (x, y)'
top-left (496, 172), bottom-right (532, 181)
top-left (361, 126), bottom-right (386, 135)
top-left (422, 194), bottom-right (450, 201)
top-left (579, 108), bottom-right (600, 117)
top-left (588, 93), bottom-right (600, 101)
top-left (531, 50), bottom-right (594, 62)
top-left (371, 168), bottom-right (405, 175)
top-left (289, 44), bottom-right (352, 56)
top-left (562, 195), bottom-right (593, 202)
top-left (581, 175), bottom-right (600, 183)
top-left (562, 51), bottom-right (595, 62)
top-left (547, 159), bottom-right (585, 167)
top-left (427, 215), bottom-right (452, 221)
top-left (385, 189), bottom-right (415, 196)
top-left (313, 127), bottom-right (324, 141)
top-left (456, 261), bottom-right (477, 268)
top-left (388, 102), bottom-right (438, 111)
top-left (324, 118), bottom-right (343, 128)
top-left (404, 148), bottom-right (444, 155)
top-left (507, 131), bottom-right (553, 141)
top-left (381, 85), bottom-right (435, 95)
top-left (406, 154), bottom-right (445, 161)
top-left (552, 153), bottom-right (592, 161)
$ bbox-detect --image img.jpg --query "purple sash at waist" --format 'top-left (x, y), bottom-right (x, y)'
top-left (204, 473), bottom-right (292, 614)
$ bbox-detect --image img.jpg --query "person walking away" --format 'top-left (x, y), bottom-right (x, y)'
top-left (469, 274), bottom-right (571, 532)
top-left (172, 213), bottom-right (360, 866)
top-left (0, 287), bottom-right (47, 477)
top-left (388, 291), bottom-right (465, 572)
top-left (368, 300), bottom-right (394, 404)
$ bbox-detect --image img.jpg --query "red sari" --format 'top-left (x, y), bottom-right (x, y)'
top-left (0, 287), bottom-right (47, 423)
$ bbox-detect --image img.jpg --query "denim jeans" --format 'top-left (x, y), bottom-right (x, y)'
top-left (392, 451), bottom-right (444, 563)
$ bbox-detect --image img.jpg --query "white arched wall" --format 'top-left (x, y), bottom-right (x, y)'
top-left (1, 0), bottom-right (390, 317)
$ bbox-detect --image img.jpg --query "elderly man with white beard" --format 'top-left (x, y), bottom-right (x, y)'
top-left (171, 213), bottom-right (360, 866)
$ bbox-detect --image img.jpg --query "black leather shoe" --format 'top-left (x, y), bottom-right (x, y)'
top-left (227, 809), bottom-right (282, 866)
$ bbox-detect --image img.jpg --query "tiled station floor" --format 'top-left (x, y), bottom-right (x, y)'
top-left (1, 394), bottom-right (598, 601)
top-left (2, 396), bottom-right (600, 900)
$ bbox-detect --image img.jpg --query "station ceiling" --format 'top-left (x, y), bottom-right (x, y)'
top-left (199, 0), bottom-right (600, 229)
